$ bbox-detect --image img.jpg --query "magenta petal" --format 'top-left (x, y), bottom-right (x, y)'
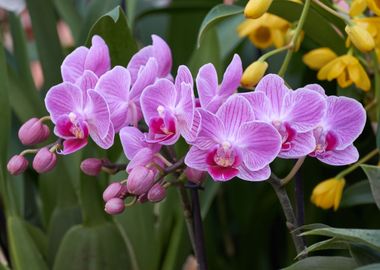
top-left (86, 90), bottom-right (111, 139)
top-left (181, 109), bottom-right (201, 143)
top-left (130, 57), bottom-right (158, 101)
top-left (120, 127), bottom-right (146, 160)
top-left (176, 82), bottom-right (195, 133)
top-left (216, 95), bottom-right (254, 138)
top-left (84, 35), bottom-right (111, 78)
top-left (238, 121), bottom-right (281, 171)
top-left (317, 144), bottom-right (359, 166)
top-left (77, 70), bottom-right (98, 93)
top-left (323, 96), bottom-right (366, 149)
top-left (152, 35), bottom-right (172, 78)
top-left (242, 92), bottom-right (271, 122)
top-left (184, 146), bottom-right (209, 171)
top-left (127, 46), bottom-right (153, 84)
top-left (196, 63), bottom-right (218, 109)
top-left (278, 131), bottom-right (316, 159)
top-left (302, 84), bottom-right (327, 96)
top-left (283, 89), bottom-right (326, 132)
top-left (141, 79), bottom-right (177, 122)
top-left (45, 82), bottom-right (83, 123)
top-left (237, 164), bottom-right (270, 182)
top-left (175, 65), bottom-right (193, 91)
top-left (219, 54), bottom-right (242, 97)
top-left (126, 147), bottom-right (155, 173)
top-left (208, 166), bottom-right (239, 182)
top-left (95, 66), bottom-right (131, 132)
top-left (255, 74), bottom-right (289, 116)
top-left (61, 138), bottom-right (88, 155)
top-left (61, 47), bottom-right (89, 83)
top-left (194, 109), bottom-right (224, 150)
top-left (90, 123), bottom-right (114, 149)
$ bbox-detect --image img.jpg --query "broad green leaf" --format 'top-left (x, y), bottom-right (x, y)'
top-left (53, 223), bottom-right (130, 270)
top-left (200, 178), bottom-right (220, 218)
top-left (302, 228), bottom-right (380, 251)
top-left (349, 244), bottom-right (380, 266)
top-left (341, 180), bottom-right (375, 208)
top-left (283, 256), bottom-right (357, 270)
top-left (86, 6), bottom-right (137, 67)
top-left (24, 222), bottom-right (48, 259)
top-left (7, 216), bottom-right (49, 270)
top-left (197, 4), bottom-right (243, 47)
top-left (361, 165), bottom-right (380, 210)
top-left (25, 0), bottom-right (64, 88)
top-left (356, 263), bottom-right (380, 270)
top-left (296, 238), bottom-right (348, 259)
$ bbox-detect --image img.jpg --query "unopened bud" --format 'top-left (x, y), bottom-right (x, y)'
top-left (345, 24), bottom-right (375, 52)
top-left (244, 0), bottom-right (273, 19)
top-left (147, 183), bottom-right (167, 202)
top-left (32, 148), bottom-right (57, 173)
top-left (104, 198), bottom-right (125, 215)
top-left (18, 118), bottom-right (50, 145)
top-left (241, 60), bottom-right (268, 88)
top-left (137, 193), bottom-right (148, 204)
top-left (285, 29), bottom-right (304, 52)
top-left (185, 167), bottom-right (205, 185)
top-left (7, 155), bottom-right (28, 175)
top-left (103, 182), bottom-right (128, 202)
top-left (80, 158), bottom-right (103, 176)
top-left (127, 165), bottom-right (155, 195)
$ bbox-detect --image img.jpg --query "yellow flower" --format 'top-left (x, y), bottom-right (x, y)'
top-left (367, 0), bottom-right (380, 16)
top-left (349, 0), bottom-right (367, 16)
top-left (237, 13), bottom-right (290, 49)
top-left (345, 24), bottom-right (375, 52)
top-left (241, 60), bottom-right (268, 88)
top-left (355, 17), bottom-right (380, 47)
top-left (303, 48), bottom-right (338, 70)
top-left (311, 178), bottom-right (346, 211)
top-left (317, 54), bottom-right (371, 91)
top-left (244, 0), bottom-right (273, 19)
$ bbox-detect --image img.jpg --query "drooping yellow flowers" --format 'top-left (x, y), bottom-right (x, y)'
top-left (311, 178), bottom-right (346, 211)
top-left (237, 13), bottom-right (290, 49)
top-left (244, 0), bottom-right (273, 19)
top-left (303, 48), bottom-right (337, 70)
top-left (350, 0), bottom-right (380, 16)
top-left (345, 24), bottom-right (375, 52)
top-left (241, 60), bottom-right (268, 88)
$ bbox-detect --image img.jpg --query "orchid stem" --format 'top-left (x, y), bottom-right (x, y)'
top-left (268, 174), bottom-right (306, 258)
top-left (258, 44), bottom-right (292, 62)
top-left (281, 157), bottom-right (306, 186)
top-left (278, 0), bottom-right (311, 77)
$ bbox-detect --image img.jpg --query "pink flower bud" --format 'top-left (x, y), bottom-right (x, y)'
top-left (127, 165), bottom-right (155, 195)
top-left (7, 155), bottom-right (28, 175)
top-left (104, 198), bottom-right (125, 215)
top-left (137, 193), bottom-right (148, 204)
top-left (32, 148), bottom-right (57, 173)
top-left (80, 158), bottom-right (103, 176)
top-left (102, 182), bottom-right (128, 202)
top-left (18, 118), bottom-right (50, 145)
top-left (185, 167), bottom-right (205, 185)
top-left (147, 183), bottom-right (166, 202)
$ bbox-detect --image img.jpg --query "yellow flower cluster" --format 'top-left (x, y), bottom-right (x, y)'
top-left (350, 0), bottom-right (380, 17)
top-left (311, 178), bottom-right (346, 211)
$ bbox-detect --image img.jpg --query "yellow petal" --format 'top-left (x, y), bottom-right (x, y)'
top-left (327, 59), bottom-right (346, 81)
top-left (367, 0), bottom-right (380, 16)
top-left (345, 24), bottom-right (375, 52)
top-left (337, 70), bottom-right (353, 88)
top-left (249, 25), bottom-right (273, 48)
top-left (237, 19), bottom-right (260, 37)
top-left (241, 60), bottom-right (268, 88)
top-left (303, 48), bottom-right (337, 70)
top-left (333, 179), bottom-right (346, 211)
top-left (244, 0), bottom-right (273, 19)
top-left (349, 0), bottom-right (367, 16)
top-left (271, 29), bottom-right (285, 48)
top-left (353, 62), bottom-right (371, 91)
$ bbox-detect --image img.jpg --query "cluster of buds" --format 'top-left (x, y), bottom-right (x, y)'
top-left (7, 117), bottom-right (58, 175)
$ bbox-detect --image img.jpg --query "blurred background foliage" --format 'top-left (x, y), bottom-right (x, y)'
top-left (0, 0), bottom-right (379, 269)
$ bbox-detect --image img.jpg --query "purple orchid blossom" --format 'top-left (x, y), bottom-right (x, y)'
top-left (61, 35), bottom-right (110, 84)
top-left (305, 84), bottom-right (366, 165)
top-left (45, 82), bottom-right (114, 154)
top-left (140, 65), bottom-right (196, 145)
top-left (185, 95), bottom-right (281, 182)
top-left (243, 74), bottom-right (327, 159)
top-left (196, 54), bottom-right (242, 113)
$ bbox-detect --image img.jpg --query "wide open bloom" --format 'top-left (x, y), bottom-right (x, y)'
top-left (61, 35), bottom-right (110, 84)
top-left (243, 74), bottom-right (327, 159)
top-left (185, 95), bottom-right (281, 182)
top-left (197, 54), bottom-right (242, 113)
top-left (306, 85), bottom-right (366, 165)
top-left (141, 65), bottom-right (195, 145)
top-left (45, 82), bottom-right (114, 154)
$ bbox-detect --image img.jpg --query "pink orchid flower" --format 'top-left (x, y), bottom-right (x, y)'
top-left (45, 82), bottom-right (114, 154)
top-left (185, 95), bottom-right (281, 182)
top-left (243, 74), bottom-right (327, 159)
top-left (140, 65), bottom-right (196, 145)
top-left (196, 54), bottom-right (242, 113)
top-left (305, 84), bottom-right (366, 165)
top-left (61, 35), bottom-right (110, 84)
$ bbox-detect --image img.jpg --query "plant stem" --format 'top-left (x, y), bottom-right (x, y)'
top-left (268, 174), bottom-right (306, 258)
top-left (278, 0), bottom-right (311, 77)
top-left (281, 157), bottom-right (306, 186)
top-left (372, 51), bottom-right (380, 119)
top-left (312, 0), bottom-right (350, 23)
top-left (258, 44), bottom-right (292, 62)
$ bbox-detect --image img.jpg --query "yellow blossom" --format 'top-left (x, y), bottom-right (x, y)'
top-left (303, 48), bottom-right (338, 70)
top-left (244, 0), bottom-right (273, 19)
top-left (367, 0), bottom-right (380, 16)
top-left (241, 60), bottom-right (268, 88)
top-left (355, 17), bottom-right (380, 47)
top-left (311, 178), bottom-right (346, 211)
top-left (345, 24), bottom-right (375, 52)
top-left (237, 13), bottom-right (290, 49)
top-left (317, 54), bottom-right (371, 91)
top-left (349, 0), bottom-right (367, 17)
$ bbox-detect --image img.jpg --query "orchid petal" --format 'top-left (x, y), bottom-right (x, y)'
top-left (237, 164), bottom-right (270, 182)
top-left (194, 109), bottom-right (224, 150)
top-left (196, 63), bottom-right (218, 108)
top-left (317, 144), bottom-right (359, 166)
top-left (84, 35), bottom-right (111, 78)
top-left (219, 54), bottom-right (242, 97)
top-left (86, 90), bottom-right (111, 139)
top-left (61, 47), bottom-right (88, 83)
top-left (152, 35), bottom-right (172, 77)
top-left (184, 146), bottom-right (209, 171)
top-left (278, 131), bottom-right (316, 159)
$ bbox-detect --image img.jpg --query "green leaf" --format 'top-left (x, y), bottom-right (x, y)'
top-left (360, 165), bottom-right (380, 210)
top-left (296, 238), bottom-right (348, 259)
top-left (7, 216), bottom-right (49, 270)
top-left (349, 244), bottom-right (380, 266)
top-left (53, 223), bottom-right (130, 270)
top-left (86, 6), bottom-right (137, 67)
top-left (340, 180), bottom-right (375, 208)
top-left (355, 263), bottom-right (380, 270)
top-left (282, 256), bottom-right (357, 270)
top-left (53, 0), bottom-right (83, 43)
top-left (197, 4), bottom-right (243, 47)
